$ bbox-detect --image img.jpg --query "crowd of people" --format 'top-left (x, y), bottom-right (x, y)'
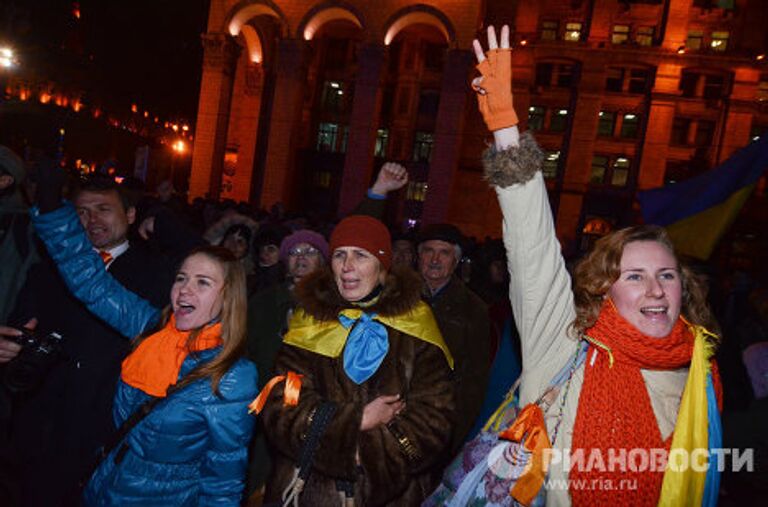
top-left (0, 22), bottom-right (765, 507)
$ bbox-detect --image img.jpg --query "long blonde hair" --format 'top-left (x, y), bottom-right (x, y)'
top-left (571, 225), bottom-right (717, 336)
top-left (136, 245), bottom-right (248, 394)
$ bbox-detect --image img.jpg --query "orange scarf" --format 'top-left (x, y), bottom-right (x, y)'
top-left (570, 303), bottom-right (701, 506)
top-left (121, 315), bottom-right (223, 397)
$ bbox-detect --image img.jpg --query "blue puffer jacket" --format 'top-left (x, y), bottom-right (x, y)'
top-left (33, 204), bottom-right (258, 506)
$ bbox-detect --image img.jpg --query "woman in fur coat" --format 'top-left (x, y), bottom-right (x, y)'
top-left (257, 215), bottom-right (455, 506)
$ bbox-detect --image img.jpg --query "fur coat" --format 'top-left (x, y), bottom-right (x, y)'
top-left (261, 267), bottom-right (455, 506)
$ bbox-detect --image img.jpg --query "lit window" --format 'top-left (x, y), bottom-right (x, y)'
top-left (564, 22), bottom-right (583, 42)
top-left (550, 109), bottom-right (569, 132)
top-left (612, 25), bottom-right (630, 45)
top-left (758, 77), bottom-right (768, 102)
top-left (412, 132), bottom-right (434, 162)
top-left (710, 32), bottom-right (729, 52)
top-left (374, 129), bottom-right (388, 157)
top-left (620, 113), bottom-right (640, 138)
top-left (541, 21), bottom-right (558, 41)
top-left (542, 151), bottom-right (560, 179)
top-left (317, 123), bottom-right (339, 152)
top-left (528, 106), bottom-right (545, 131)
top-left (597, 111), bottom-right (616, 137)
top-left (320, 81), bottom-right (346, 113)
top-left (406, 181), bottom-right (428, 202)
top-left (635, 26), bottom-right (654, 46)
top-left (590, 156), bottom-right (609, 184)
top-left (611, 157), bottom-right (631, 186)
top-left (686, 31), bottom-right (704, 51)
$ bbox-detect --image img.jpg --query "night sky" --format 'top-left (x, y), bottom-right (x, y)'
top-left (1, 0), bottom-right (210, 123)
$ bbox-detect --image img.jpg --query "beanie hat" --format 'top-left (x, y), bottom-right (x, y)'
top-left (279, 229), bottom-right (330, 262)
top-left (330, 215), bottom-right (392, 270)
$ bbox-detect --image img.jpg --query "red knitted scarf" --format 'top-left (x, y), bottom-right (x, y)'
top-left (569, 303), bottom-right (693, 506)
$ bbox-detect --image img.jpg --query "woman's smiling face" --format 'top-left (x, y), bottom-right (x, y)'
top-left (608, 240), bottom-right (682, 338)
top-left (171, 253), bottom-right (225, 331)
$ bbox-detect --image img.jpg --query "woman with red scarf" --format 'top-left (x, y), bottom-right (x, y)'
top-left (469, 26), bottom-right (722, 506)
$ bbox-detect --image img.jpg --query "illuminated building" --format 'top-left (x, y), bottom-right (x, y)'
top-left (192, 0), bottom-right (768, 249)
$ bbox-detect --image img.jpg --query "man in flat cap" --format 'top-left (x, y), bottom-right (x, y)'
top-left (418, 224), bottom-right (491, 456)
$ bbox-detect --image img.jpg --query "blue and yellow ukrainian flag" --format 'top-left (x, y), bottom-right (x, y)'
top-left (638, 134), bottom-right (768, 259)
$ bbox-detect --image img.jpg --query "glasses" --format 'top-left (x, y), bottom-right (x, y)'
top-left (288, 246), bottom-right (320, 258)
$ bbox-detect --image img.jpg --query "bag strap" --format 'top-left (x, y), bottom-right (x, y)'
top-left (84, 368), bottom-right (199, 481)
top-left (485, 341), bottom-right (587, 433)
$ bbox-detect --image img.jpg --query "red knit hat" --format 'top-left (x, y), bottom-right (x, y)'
top-left (330, 215), bottom-right (392, 270)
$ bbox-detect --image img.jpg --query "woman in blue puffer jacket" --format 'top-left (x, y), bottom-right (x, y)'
top-left (32, 203), bottom-right (258, 506)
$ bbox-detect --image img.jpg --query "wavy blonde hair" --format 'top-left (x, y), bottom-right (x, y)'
top-left (137, 245), bottom-right (248, 394)
top-left (570, 225), bottom-right (718, 337)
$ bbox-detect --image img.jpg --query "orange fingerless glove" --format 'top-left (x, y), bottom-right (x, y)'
top-left (473, 48), bottom-right (518, 131)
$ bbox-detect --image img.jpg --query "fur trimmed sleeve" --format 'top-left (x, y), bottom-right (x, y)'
top-left (482, 131), bottom-right (544, 188)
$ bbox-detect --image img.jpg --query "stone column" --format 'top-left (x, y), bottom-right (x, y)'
top-left (221, 57), bottom-right (264, 202)
top-left (337, 44), bottom-right (386, 217)
top-left (420, 49), bottom-right (472, 225)
top-left (259, 38), bottom-right (309, 210)
top-left (189, 33), bottom-right (241, 199)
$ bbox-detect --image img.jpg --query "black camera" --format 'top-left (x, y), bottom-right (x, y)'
top-left (3, 328), bottom-right (65, 394)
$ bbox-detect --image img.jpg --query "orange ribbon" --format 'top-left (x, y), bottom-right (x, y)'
top-left (498, 403), bottom-right (552, 506)
top-left (248, 371), bottom-right (304, 415)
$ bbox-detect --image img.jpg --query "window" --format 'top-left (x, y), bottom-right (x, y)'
top-left (686, 31), bottom-right (704, 50)
top-left (406, 181), bottom-right (428, 202)
top-left (316, 123), bottom-right (347, 153)
top-left (611, 157), bottom-right (631, 186)
top-left (314, 171), bottom-right (331, 188)
top-left (397, 86), bottom-right (411, 115)
top-left (636, 26), bottom-right (654, 46)
top-left (535, 62), bottom-right (576, 88)
top-left (597, 111), bottom-right (616, 136)
top-left (710, 32), bottom-right (729, 52)
top-left (320, 81), bottom-right (346, 113)
top-left (417, 90), bottom-right (440, 117)
top-left (412, 132), bottom-right (434, 162)
top-left (606, 68), bottom-right (624, 92)
top-left (612, 25), bottom-right (630, 45)
top-left (564, 22), bottom-right (583, 42)
top-left (590, 156), bottom-right (632, 186)
top-left (550, 109), bottom-right (569, 132)
top-left (528, 106), bottom-right (545, 131)
top-left (671, 118), bottom-right (692, 145)
top-left (628, 69), bottom-right (652, 94)
top-left (374, 129), bottom-right (389, 157)
top-left (541, 21), bottom-right (558, 41)
top-left (695, 120), bottom-right (716, 146)
top-left (750, 125), bottom-right (766, 142)
top-left (758, 76), bottom-right (768, 102)
top-left (620, 113), bottom-right (641, 138)
top-left (680, 72), bottom-right (699, 97)
top-left (590, 156), bottom-right (609, 184)
top-left (542, 151), bottom-right (560, 179)
top-left (317, 122), bottom-right (339, 152)
top-left (703, 75), bottom-right (726, 99)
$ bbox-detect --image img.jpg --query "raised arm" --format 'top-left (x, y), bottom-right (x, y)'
top-left (472, 26), bottom-right (577, 403)
top-left (32, 204), bottom-right (160, 338)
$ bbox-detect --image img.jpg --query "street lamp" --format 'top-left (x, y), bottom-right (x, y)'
top-left (0, 47), bottom-right (16, 68)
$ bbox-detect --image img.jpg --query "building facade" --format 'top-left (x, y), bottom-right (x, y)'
top-left (191, 0), bottom-right (768, 251)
